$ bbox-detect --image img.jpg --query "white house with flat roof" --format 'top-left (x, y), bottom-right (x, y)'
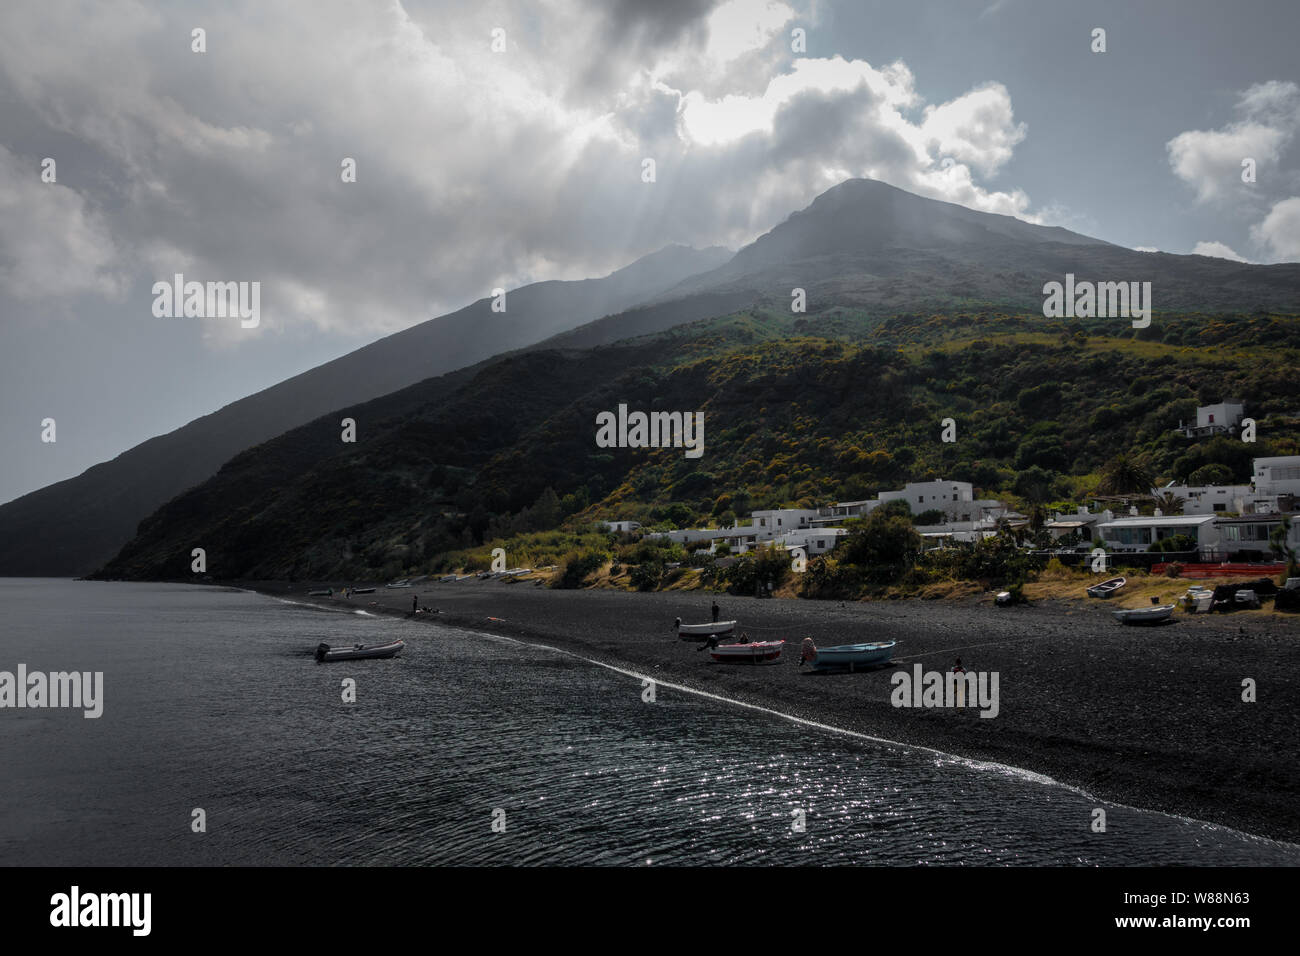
top-left (1175, 400), bottom-right (1244, 438)
top-left (879, 480), bottom-right (974, 515)
top-left (1097, 513), bottom-right (1219, 554)
top-left (1254, 456), bottom-right (1300, 496)
top-left (1214, 514), bottom-right (1300, 559)
top-left (749, 508), bottom-right (821, 533)
top-left (1160, 483), bottom-right (1254, 515)
top-left (759, 528), bottom-right (850, 557)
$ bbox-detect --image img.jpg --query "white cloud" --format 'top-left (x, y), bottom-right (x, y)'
top-left (919, 83), bottom-right (1026, 177)
top-left (0, 0), bottom-right (1040, 338)
top-left (1166, 81), bottom-right (1300, 203)
top-left (704, 0), bottom-right (795, 64)
top-left (1251, 196), bottom-right (1300, 262)
top-left (1132, 246), bottom-right (1159, 253)
top-left (0, 145), bottom-right (123, 302)
top-left (1191, 241), bottom-right (1249, 262)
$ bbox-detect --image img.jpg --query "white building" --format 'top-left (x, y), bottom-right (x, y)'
top-left (1214, 514), bottom-right (1300, 560)
top-left (1254, 456), bottom-right (1300, 496)
top-left (601, 520), bottom-right (642, 533)
top-left (1045, 506), bottom-right (1111, 541)
top-left (879, 480), bottom-right (974, 516)
top-left (1175, 400), bottom-right (1244, 438)
top-left (819, 499), bottom-right (879, 522)
top-left (1158, 456), bottom-right (1300, 516)
top-left (1097, 514), bottom-right (1219, 554)
top-left (1160, 484), bottom-right (1253, 515)
top-left (818, 482), bottom-right (1009, 524)
top-left (749, 508), bottom-right (821, 533)
top-left (756, 528), bottom-right (849, 557)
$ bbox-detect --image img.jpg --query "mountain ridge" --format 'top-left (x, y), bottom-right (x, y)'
top-left (0, 243), bottom-right (731, 576)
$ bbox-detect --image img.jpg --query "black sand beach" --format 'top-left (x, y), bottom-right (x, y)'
top-left (260, 580), bottom-right (1300, 844)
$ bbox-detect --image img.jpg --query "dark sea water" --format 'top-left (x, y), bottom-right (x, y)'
top-left (0, 579), bottom-right (1295, 866)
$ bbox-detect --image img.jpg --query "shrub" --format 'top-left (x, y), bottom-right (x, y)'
top-left (1148, 534), bottom-right (1197, 554)
top-left (722, 545), bottom-right (790, 596)
top-left (553, 550), bottom-right (606, 589)
top-left (838, 511), bottom-right (924, 585)
top-left (629, 560), bottom-right (663, 591)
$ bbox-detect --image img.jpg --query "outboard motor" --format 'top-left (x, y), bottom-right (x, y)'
top-left (315, 642), bottom-right (331, 663)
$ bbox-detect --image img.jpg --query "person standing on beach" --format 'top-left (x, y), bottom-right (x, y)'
top-left (800, 637), bottom-right (817, 667)
top-left (711, 600), bottom-right (720, 622)
top-left (412, 594), bottom-right (419, 614)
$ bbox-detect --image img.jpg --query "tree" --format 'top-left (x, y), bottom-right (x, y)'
top-left (1099, 454), bottom-right (1153, 496)
top-left (1188, 463), bottom-right (1234, 486)
top-left (1152, 490), bottom-right (1187, 515)
top-left (527, 487), bottom-right (562, 530)
top-left (1013, 465), bottom-right (1055, 504)
top-left (876, 499), bottom-right (912, 518)
top-left (839, 510), bottom-right (924, 584)
top-left (1270, 516), bottom-right (1298, 583)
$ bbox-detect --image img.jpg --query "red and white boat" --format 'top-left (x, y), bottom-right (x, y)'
top-left (678, 620), bottom-right (736, 641)
top-left (710, 639), bottom-right (784, 663)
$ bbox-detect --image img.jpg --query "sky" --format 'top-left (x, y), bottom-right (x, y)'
top-left (2, 0), bottom-right (1298, 504)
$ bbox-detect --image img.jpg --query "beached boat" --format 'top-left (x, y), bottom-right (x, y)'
top-left (307, 588), bottom-right (333, 597)
top-left (1181, 586), bottom-right (1213, 614)
top-left (678, 620), bottom-right (736, 640)
top-left (315, 639), bottom-right (405, 662)
top-left (807, 640), bottom-right (896, 672)
top-left (384, 580), bottom-right (412, 589)
top-left (710, 639), bottom-right (784, 663)
top-left (1086, 576), bottom-right (1126, 598)
top-left (350, 587), bottom-right (375, 595)
top-left (1112, 604), bottom-right (1175, 625)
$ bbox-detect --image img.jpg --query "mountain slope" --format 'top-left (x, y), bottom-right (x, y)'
top-left (556, 179), bottom-right (1300, 349)
top-left (0, 244), bottom-right (731, 576)
top-left (94, 306), bottom-right (1300, 582)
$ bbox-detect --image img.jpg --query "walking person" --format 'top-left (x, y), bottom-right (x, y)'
top-left (412, 594), bottom-right (419, 614)
top-left (711, 600), bottom-right (720, 623)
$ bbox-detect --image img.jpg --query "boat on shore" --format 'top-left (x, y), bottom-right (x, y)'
top-left (678, 619), bottom-right (736, 641)
top-left (1181, 585), bottom-right (1213, 613)
top-left (384, 580), bottom-right (412, 589)
top-left (710, 639), bottom-right (784, 663)
top-left (1087, 576), bottom-right (1127, 598)
top-left (315, 639), bottom-right (405, 662)
top-left (1112, 604), bottom-right (1175, 625)
top-left (350, 587), bottom-right (375, 595)
top-left (307, 588), bottom-right (333, 597)
top-left (806, 639), bottom-right (896, 672)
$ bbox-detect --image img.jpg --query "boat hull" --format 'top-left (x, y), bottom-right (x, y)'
top-left (315, 640), bottom-right (405, 662)
top-left (678, 620), bottom-right (736, 641)
top-left (811, 640), bottom-right (896, 671)
top-left (1087, 576), bottom-right (1127, 598)
top-left (1112, 605), bottom-right (1175, 625)
top-left (710, 640), bottom-right (783, 663)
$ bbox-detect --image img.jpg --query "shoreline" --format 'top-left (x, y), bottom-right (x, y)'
top-left (253, 579), bottom-right (1299, 845)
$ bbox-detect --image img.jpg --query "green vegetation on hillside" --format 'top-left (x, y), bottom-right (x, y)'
top-left (94, 306), bottom-right (1300, 591)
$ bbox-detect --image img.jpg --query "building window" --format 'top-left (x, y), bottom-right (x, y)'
top-left (1213, 503), bottom-right (1225, 512)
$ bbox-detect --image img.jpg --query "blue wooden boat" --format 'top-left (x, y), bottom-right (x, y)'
top-left (804, 639), bottom-right (896, 672)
